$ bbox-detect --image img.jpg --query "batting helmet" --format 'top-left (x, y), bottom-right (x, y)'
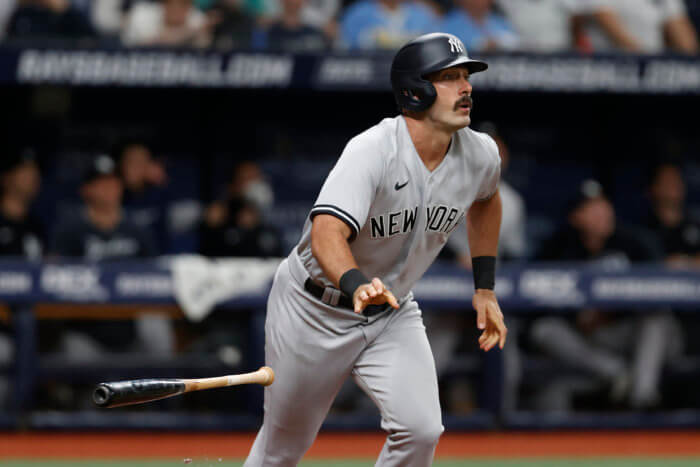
top-left (391, 33), bottom-right (488, 112)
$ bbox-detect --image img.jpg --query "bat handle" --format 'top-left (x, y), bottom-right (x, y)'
top-left (228, 366), bottom-right (275, 387)
top-left (184, 366), bottom-right (275, 391)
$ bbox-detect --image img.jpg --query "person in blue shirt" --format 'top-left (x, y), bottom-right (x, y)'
top-left (441, 0), bottom-right (519, 52)
top-left (339, 0), bottom-right (440, 50)
top-left (114, 141), bottom-right (171, 254)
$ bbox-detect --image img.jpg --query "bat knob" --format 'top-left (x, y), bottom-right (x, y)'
top-left (93, 384), bottom-right (114, 407)
top-left (260, 366), bottom-right (275, 386)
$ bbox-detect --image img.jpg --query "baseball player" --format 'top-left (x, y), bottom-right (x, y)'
top-left (245, 32), bottom-right (507, 467)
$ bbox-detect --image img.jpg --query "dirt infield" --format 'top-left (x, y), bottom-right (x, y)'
top-left (5, 460), bottom-right (700, 467)
top-left (2, 432), bottom-right (700, 459)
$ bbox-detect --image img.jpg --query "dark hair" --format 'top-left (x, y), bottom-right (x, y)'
top-left (0, 146), bottom-right (37, 175)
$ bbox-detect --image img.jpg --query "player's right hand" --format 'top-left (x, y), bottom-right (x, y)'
top-left (352, 278), bottom-right (400, 314)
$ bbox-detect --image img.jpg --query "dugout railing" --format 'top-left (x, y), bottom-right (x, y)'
top-left (2, 259), bottom-right (700, 431)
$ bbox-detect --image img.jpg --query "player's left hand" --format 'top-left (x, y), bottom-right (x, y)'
top-left (473, 289), bottom-right (507, 351)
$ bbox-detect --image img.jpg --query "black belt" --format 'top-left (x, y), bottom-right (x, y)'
top-left (304, 278), bottom-right (391, 317)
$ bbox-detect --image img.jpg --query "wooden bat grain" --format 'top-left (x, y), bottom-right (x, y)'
top-left (183, 366), bottom-right (275, 392)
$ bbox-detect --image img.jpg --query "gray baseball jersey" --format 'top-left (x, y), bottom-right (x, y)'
top-left (296, 115), bottom-right (501, 299)
top-left (244, 115), bottom-right (501, 467)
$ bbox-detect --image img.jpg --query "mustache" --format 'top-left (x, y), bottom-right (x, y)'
top-left (454, 96), bottom-right (473, 110)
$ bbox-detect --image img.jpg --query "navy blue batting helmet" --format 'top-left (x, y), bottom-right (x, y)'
top-left (391, 33), bottom-right (488, 112)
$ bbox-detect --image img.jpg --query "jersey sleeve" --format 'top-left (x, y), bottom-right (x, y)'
top-left (660, 0), bottom-right (687, 21)
top-left (309, 135), bottom-right (385, 241)
top-left (475, 134), bottom-right (502, 201)
top-left (568, 0), bottom-right (607, 14)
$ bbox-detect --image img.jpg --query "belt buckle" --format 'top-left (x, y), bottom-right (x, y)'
top-left (321, 287), bottom-right (342, 307)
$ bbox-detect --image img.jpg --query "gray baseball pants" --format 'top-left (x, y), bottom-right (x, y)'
top-left (244, 255), bottom-right (443, 467)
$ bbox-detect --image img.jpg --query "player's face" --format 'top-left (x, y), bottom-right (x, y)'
top-left (426, 66), bottom-right (473, 131)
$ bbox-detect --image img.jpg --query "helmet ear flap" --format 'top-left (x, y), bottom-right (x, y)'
top-left (394, 76), bottom-right (437, 112)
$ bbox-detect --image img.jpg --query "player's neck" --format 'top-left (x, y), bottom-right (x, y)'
top-left (405, 117), bottom-right (453, 172)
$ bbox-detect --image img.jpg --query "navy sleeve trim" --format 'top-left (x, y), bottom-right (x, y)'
top-left (310, 205), bottom-right (360, 242)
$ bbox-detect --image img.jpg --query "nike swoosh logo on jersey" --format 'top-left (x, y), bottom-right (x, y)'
top-left (394, 180), bottom-right (409, 190)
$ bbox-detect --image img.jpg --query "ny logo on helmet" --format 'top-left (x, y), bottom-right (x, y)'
top-left (448, 37), bottom-right (464, 54)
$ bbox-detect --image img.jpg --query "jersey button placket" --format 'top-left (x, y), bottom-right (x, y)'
top-left (424, 175), bottom-right (433, 208)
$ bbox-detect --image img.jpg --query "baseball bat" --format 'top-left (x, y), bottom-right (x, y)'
top-left (93, 366), bottom-right (274, 408)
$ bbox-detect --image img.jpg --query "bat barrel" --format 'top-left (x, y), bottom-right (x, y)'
top-left (93, 379), bottom-right (186, 408)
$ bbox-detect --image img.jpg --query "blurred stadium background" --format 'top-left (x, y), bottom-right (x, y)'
top-left (2, 0), bottom-right (700, 465)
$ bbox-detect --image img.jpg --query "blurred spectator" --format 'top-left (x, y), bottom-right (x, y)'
top-left (121, 0), bottom-right (217, 48)
top-left (208, 0), bottom-right (257, 49)
top-left (0, 149), bottom-right (44, 260)
top-left (646, 162), bottom-right (700, 267)
top-left (255, 0), bottom-right (340, 28)
top-left (429, 124), bottom-right (526, 412)
top-left (339, 0), bottom-right (440, 50)
top-left (444, 123), bottom-right (526, 267)
top-left (254, 0), bottom-right (329, 52)
top-left (6, 0), bottom-right (96, 42)
top-left (90, 0), bottom-right (137, 37)
top-left (441, 0), bottom-right (519, 52)
top-left (200, 161), bottom-right (283, 257)
top-left (537, 180), bottom-right (661, 264)
top-left (46, 155), bottom-right (172, 378)
top-left (529, 180), bottom-right (681, 411)
top-left (0, 146), bottom-right (43, 410)
top-left (585, 0), bottom-right (699, 54)
top-left (200, 197), bottom-right (284, 256)
top-left (51, 155), bottom-right (156, 260)
top-left (239, 0), bottom-right (275, 16)
top-left (0, 0), bottom-right (17, 40)
top-left (116, 141), bottom-right (170, 254)
top-left (487, 123), bottom-right (526, 261)
top-left (495, 0), bottom-right (602, 53)
top-left (253, 0), bottom-right (341, 39)
top-left (298, 0), bottom-right (341, 32)
top-left (0, 325), bottom-right (10, 409)
top-left (222, 160), bottom-right (275, 212)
